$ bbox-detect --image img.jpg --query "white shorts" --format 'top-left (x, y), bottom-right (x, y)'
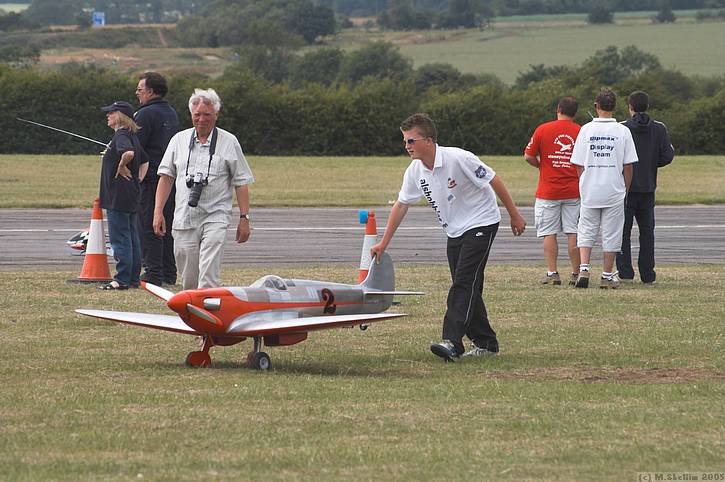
top-left (577, 203), bottom-right (625, 252)
top-left (535, 198), bottom-right (580, 237)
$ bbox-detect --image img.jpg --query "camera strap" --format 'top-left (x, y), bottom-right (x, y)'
top-left (184, 127), bottom-right (218, 181)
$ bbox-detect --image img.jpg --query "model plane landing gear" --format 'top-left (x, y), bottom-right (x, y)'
top-left (246, 336), bottom-right (271, 370)
top-left (186, 336), bottom-right (213, 367)
top-left (248, 351), bottom-right (271, 370)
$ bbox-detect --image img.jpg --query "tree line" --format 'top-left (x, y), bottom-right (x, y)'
top-left (1, 44), bottom-right (723, 156)
top-left (4, 0), bottom-right (725, 29)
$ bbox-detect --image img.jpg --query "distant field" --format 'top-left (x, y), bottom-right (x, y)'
top-left (0, 154), bottom-right (723, 208)
top-left (334, 21), bottom-right (725, 84)
top-left (0, 3), bottom-right (28, 13)
top-left (39, 47), bottom-right (231, 77)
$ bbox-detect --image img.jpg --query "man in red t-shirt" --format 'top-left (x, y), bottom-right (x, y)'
top-left (524, 96), bottom-right (581, 285)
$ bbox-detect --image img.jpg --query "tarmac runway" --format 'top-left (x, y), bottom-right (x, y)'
top-left (0, 205), bottom-right (723, 271)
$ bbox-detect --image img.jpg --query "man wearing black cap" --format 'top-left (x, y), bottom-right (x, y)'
top-left (99, 101), bottom-right (148, 290)
top-left (134, 72), bottom-right (181, 287)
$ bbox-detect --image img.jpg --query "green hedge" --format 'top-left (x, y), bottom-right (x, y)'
top-left (2, 65), bottom-right (723, 155)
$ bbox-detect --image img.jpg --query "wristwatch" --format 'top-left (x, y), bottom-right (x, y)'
top-left (239, 213), bottom-right (250, 220)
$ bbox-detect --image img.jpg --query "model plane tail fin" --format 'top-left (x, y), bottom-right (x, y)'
top-left (360, 252), bottom-right (425, 297)
top-left (360, 252), bottom-right (394, 291)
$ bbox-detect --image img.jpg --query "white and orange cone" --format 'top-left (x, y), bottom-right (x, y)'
top-left (357, 210), bottom-right (377, 284)
top-left (69, 198), bottom-right (112, 283)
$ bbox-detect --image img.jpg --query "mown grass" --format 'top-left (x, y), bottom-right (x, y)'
top-left (1, 264), bottom-right (723, 480)
top-left (1, 154), bottom-right (723, 208)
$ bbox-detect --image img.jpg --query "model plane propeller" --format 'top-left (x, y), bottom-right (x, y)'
top-left (76, 251), bottom-right (422, 370)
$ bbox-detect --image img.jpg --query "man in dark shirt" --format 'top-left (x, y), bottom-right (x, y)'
top-left (617, 91), bottom-right (675, 284)
top-left (134, 72), bottom-right (181, 286)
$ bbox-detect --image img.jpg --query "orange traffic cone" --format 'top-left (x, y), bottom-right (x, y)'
top-left (357, 210), bottom-right (377, 283)
top-left (68, 198), bottom-right (112, 284)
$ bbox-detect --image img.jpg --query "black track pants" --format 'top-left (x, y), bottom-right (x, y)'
top-left (617, 192), bottom-right (656, 283)
top-left (442, 223), bottom-right (499, 354)
top-left (140, 179), bottom-right (177, 284)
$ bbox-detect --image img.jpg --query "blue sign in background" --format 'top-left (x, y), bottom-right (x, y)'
top-left (92, 11), bottom-right (105, 27)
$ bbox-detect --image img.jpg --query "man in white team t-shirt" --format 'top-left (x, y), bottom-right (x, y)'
top-left (370, 113), bottom-right (527, 362)
top-left (570, 89), bottom-right (638, 289)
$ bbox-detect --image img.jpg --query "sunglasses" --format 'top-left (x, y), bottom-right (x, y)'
top-left (405, 137), bottom-right (429, 145)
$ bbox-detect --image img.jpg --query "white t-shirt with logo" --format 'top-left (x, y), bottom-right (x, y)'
top-left (570, 118), bottom-right (638, 208)
top-left (398, 145), bottom-right (501, 238)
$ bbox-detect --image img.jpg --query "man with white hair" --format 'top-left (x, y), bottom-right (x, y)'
top-left (153, 88), bottom-right (254, 290)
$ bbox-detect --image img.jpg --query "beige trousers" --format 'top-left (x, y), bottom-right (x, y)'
top-left (173, 222), bottom-right (228, 290)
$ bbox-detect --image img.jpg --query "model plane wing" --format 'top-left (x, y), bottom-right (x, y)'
top-left (364, 290), bottom-right (425, 296)
top-left (75, 309), bottom-right (200, 335)
top-left (229, 312), bottom-right (407, 336)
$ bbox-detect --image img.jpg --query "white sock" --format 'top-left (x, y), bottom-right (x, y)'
top-left (602, 271), bottom-right (613, 279)
top-left (580, 264), bottom-right (590, 272)
top-left (548, 271), bottom-right (558, 276)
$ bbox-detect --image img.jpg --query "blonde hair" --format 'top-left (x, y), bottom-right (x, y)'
top-left (114, 111), bottom-right (140, 133)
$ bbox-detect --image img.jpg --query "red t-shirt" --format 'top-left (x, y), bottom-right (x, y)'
top-left (524, 119), bottom-right (581, 200)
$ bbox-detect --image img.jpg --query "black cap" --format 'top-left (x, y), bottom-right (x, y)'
top-left (101, 101), bottom-right (134, 118)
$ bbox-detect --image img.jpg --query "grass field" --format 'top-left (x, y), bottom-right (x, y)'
top-left (346, 22), bottom-right (725, 84)
top-left (1, 154), bottom-right (723, 208)
top-left (1, 264), bottom-right (723, 480)
top-left (0, 3), bottom-right (28, 13)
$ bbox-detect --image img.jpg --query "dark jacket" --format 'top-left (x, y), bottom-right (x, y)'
top-left (100, 129), bottom-right (147, 213)
top-left (134, 99), bottom-right (180, 182)
top-left (623, 112), bottom-right (675, 193)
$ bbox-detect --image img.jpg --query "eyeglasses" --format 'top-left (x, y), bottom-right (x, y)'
top-left (405, 137), bottom-right (429, 145)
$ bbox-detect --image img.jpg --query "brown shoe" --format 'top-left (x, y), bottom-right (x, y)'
top-left (575, 270), bottom-right (590, 288)
top-left (568, 273), bottom-right (579, 286)
top-left (540, 272), bottom-right (561, 285)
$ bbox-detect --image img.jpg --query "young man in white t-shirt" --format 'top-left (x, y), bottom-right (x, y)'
top-left (570, 89), bottom-right (638, 289)
top-left (370, 113), bottom-right (527, 362)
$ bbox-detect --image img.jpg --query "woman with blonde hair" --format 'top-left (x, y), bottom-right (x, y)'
top-left (98, 101), bottom-right (148, 290)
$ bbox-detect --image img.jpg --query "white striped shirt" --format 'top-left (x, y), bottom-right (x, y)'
top-left (158, 127), bottom-right (254, 229)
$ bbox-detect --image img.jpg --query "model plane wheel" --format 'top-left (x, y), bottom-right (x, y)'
top-left (252, 352), bottom-right (271, 371)
top-left (185, 351), bottom-right (211, 368)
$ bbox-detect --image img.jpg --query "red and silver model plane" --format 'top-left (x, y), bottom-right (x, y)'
top-left (76, 251), bottom-right (421, 370)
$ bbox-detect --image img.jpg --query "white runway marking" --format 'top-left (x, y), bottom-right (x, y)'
top-left (1, 225), bottom-right (724, 233)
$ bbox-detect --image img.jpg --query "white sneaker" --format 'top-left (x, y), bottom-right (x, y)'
top-left (430, 340), bottom-right (460, 362)
top-left (462, 342), bottom-right (499, 358)
top-left (600, 271), bottom-right (621, 289)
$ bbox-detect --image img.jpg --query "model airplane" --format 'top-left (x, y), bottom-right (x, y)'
top-left (76, 251), bottom-right (422, 370)
top-left (67, 229), bottom-right (113, 256)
